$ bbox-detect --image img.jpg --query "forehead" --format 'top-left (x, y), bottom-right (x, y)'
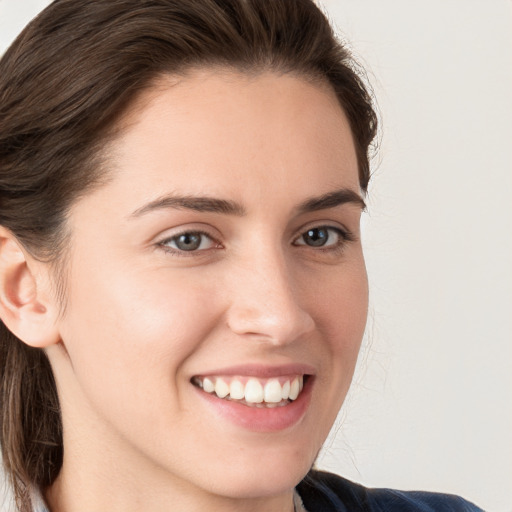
top-left (82, 69), bottom-right (360, 216)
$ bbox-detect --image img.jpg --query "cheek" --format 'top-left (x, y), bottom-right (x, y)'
top-left (312, 258), bottom-right (368, 394)
top-left (314, 257), bottom-right (368, 349)
top-left (295, 258), bottom-right (368, 449)
top-left (58, 265), bottom-right (222, 405)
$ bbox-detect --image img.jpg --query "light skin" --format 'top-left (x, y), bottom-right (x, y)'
top-left (0, 69), bottom-right (368, 511)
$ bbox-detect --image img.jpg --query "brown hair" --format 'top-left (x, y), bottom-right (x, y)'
top-left (0, 0), bottom-right (377, 509)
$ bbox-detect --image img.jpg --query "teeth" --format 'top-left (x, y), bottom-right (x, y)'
top-left (289, 377), bottom-right (300, 400)
top-left (229, 379), bottom-right (245, 400)
top-left (214, 378), bottom-right (230, 398)
top-left (281, 380), bottom-right (290, 400)
top-left (196, 375), bottom-right (305, 405)
top-left (203, 377), bottom-right (215, 393)
top-left (264, 379), bottom-right (283, 403)
top-left (244, 378), bottom-right (264, 403)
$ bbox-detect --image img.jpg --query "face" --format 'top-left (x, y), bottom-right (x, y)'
top-left (50, 69), bottom-right (368, 503)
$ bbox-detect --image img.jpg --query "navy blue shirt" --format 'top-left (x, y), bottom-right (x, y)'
top-left (296, 471), bottom-right (485, 511)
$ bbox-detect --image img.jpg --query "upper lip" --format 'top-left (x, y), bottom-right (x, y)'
top-left (192, 363), bottom-right (316, 379)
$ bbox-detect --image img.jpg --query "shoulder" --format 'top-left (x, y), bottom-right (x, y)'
top-left (296, 470), bottom-right (485, 512)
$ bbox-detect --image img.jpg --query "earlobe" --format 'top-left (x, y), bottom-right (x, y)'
top-left (0, 227), bottom-right (60, 348)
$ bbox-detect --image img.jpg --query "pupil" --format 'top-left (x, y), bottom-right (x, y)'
top-left (176, 233), bottom-right (201, 251)
top-left (305, 228), bottom-right (327, 247)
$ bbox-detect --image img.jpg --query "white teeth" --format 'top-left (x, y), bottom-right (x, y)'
top-left (289, 377), bottom-right (300, 400)
top-left (203, 377), bottom-right (215, 393)
top-left (264, 379), bottom-right (283, 403)
top-left (244, 378), bottom-right (264, 403)
top-left (214, 378), bottom-right (230, 398)
top-left (229, 379), bottom-right (245, 400)
top-left (281, 380), bottom-right (290, 400)
top-left (197, 375), bottom-right (306, 404)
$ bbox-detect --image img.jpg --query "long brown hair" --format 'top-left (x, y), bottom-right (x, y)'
top-left (0, 1), bottom-right (377, 509)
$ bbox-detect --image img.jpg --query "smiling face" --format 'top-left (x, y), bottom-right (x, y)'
top-left (47, 69), bottom-right (369, 509)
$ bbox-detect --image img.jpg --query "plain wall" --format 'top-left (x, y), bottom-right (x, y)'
top-left (1, 1), bottom-right (511, 511)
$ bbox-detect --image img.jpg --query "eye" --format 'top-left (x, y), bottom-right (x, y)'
top-left (158, 230), bottom-right (218, 253)
top-left (293, 226), bottom-right (349, 249)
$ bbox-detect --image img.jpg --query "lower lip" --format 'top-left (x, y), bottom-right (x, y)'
top-left (193, 377), bottom-right (313, 433)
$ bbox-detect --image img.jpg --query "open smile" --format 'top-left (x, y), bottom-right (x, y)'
top-left (191, 374), bottom-right (308, 407)
top-left (191, 371), bottom-right (314, 432)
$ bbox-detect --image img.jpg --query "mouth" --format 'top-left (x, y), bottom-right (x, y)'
top-left (191, 374), bottom-right (309, 408)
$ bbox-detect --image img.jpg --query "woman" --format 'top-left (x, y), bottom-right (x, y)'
top-left (0, 1), bottom-right (484, 511)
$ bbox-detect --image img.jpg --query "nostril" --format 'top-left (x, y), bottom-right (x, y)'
top-left (226, 305), bottom-right (314, 344)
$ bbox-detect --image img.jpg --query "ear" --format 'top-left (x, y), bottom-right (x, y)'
top-left (0, 227), bottom-right (60, 348)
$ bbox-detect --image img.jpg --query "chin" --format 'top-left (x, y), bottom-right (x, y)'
top-left (210, 468), bottom-right (309, 500)
top-left (196, 444), bottom-right (316, 499)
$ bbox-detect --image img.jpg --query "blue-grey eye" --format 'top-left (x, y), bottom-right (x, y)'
top-left (174, 233), bottom-right (202, 251)
top-left (162, 231), bottom-right (215, 252)
top-left (295, 227), bottom-right (343, 248)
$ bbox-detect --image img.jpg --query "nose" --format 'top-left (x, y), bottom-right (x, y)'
top-left (225, 247), bottom-right (315, 345)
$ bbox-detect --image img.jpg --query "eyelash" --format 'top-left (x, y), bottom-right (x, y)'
top-left (292, 225), bottom-right (355, 254)
top-left (157, 229), bottom-right (220, 257)
top-left (157, 225), bottom-right (355, 257)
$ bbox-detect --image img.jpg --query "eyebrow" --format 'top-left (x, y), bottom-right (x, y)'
top-left (130, 195), bottom-right (246, 217)
top-left (297, 188), bottom-right (366, 213)
top-left (129, 188), bottom-right (365, 218)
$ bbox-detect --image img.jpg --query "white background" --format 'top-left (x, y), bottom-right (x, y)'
top-left (1, 1), bottom-right (511, 511)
